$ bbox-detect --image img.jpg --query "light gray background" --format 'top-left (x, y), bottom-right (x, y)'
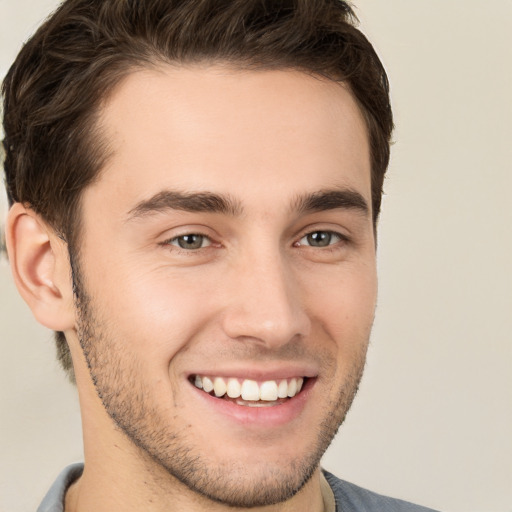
top-left (1, 1), bottom-right (511, 511)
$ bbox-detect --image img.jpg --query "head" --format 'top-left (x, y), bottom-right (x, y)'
top-left (3, 0), bottom-right (392, 508)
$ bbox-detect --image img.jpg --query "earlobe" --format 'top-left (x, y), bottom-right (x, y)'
top-left (6, 203), bottom-right (75, 331)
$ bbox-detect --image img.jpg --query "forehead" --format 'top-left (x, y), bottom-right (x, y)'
top-left (89, 65), bottom-right (371, 215)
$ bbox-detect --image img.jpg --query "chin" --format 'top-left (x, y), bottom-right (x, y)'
top-left (164, 454), bottom-right (321, 508)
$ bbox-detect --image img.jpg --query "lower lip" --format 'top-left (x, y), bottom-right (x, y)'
top-left (190, 378), bottom-right (315, 428)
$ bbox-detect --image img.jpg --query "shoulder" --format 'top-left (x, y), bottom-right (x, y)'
top-left (322, 470), bottom-right (440, 512)
top-left (37, 463), bottom-right (84, 512)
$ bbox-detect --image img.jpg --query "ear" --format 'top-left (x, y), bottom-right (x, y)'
top-left (6, 203), bottom-right (75, 331)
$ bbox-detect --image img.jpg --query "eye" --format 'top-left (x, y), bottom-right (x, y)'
top-left (298, 230), bottom-right (343, 247)
top-left (168, 234), bottom-right (211, 250)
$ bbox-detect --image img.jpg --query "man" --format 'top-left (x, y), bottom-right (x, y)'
top-left (2, 0), bottom-right (437, 511)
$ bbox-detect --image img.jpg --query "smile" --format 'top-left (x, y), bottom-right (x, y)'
top-left (191, 375), bottom-right (305, 407)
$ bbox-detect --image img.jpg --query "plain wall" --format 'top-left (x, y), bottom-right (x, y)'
top-left (1, 1), bottom-right (511, 511)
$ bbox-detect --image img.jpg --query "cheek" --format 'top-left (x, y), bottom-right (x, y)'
top-left (305, 262), bottom-right (377, 348)
top-left (85, 264), bottom-right (216, 368)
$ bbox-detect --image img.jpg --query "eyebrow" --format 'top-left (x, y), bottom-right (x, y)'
top-left (292, 189), bottom-right (370, 217)
top-left (126, 190), bottom-right (243, 220)
top-left (126, 187), bottom-right (369, 222)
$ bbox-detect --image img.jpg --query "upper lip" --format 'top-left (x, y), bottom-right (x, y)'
top-left (187, 363), bottom-right (318, 382)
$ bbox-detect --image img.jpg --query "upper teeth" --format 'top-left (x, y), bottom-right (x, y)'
top-left (193, 375), bottom-right (304, 401)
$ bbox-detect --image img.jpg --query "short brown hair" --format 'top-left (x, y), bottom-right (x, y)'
top-left (2, 0), bottom-right (393, 379)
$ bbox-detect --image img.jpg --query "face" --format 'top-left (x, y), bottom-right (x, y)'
top-left (71, 66), bottom-right (377, 507)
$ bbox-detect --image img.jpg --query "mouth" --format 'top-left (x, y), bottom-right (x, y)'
top-left (190, 375), bottom-right (306, 407)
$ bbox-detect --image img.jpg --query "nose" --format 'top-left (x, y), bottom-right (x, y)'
top-left (220, 249), bottom-right (311, 348)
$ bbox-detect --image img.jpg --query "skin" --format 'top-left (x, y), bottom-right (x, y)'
top-left (8, 65), bottom-right (377, 512)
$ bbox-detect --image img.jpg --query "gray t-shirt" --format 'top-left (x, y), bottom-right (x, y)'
top-left (37, 463), bottom-right (439, 512)
top-left (323, 470), bottom-right (439, 512)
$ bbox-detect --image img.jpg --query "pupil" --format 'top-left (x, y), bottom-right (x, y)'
top-left (178, 235), bottom-right (203, 249)
top-left (307, 231), bottom-right (331, 247)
